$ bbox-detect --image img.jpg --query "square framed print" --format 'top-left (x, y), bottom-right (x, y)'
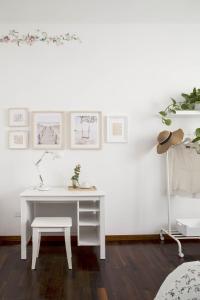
top-left (70, 111), bottom-right (102, 149)
top-left (106, 115), bottom-right (128, 143)
top-left (8, 131), bottom-right (28, 149)
top-left (8, 108), bottom-right (29, 127)
top-left (32, 111), bottom-right (64, 149)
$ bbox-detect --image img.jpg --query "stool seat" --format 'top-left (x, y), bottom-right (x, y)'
top-left (31, 217), bottom-right (72, 270)
top-left (31, 217), bottom-right (72, 228)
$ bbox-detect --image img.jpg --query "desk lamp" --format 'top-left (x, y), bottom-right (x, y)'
top-left (35, 151), bottom-right (60, 191)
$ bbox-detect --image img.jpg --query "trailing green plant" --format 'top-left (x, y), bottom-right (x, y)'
top-left (71, 164), bottom-right (81, 188)
top-left (159, 98), bottom-right (181, 126)
top-left (159, 88), bottom-right (200, 126)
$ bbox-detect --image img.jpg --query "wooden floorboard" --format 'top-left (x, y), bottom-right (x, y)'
top-left (1, 240), bottom-right (200, 300)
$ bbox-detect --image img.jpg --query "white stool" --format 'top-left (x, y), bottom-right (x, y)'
top-left (31, 217), bottom-right (72, 270)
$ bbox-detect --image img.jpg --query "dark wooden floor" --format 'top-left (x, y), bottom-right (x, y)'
top-left (1, 240), bottom-right (200, 300)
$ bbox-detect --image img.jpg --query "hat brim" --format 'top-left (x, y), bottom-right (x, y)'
top-left (157, 128), bottom-right (184, 154)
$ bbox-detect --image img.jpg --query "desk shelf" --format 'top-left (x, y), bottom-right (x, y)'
top-left (79, 201), bottom-right (100, 212)
top-left (79, 207), bottom-right (100, 212)
top-left (79, 212), bottom-right (100, 226)
top-left (78, 227), bottom-right (100, 246)
top-left (78, 201), bottom-right (100, 246)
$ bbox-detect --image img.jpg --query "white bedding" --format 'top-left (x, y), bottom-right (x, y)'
top-left (155, 261), bottom-right (200, 300)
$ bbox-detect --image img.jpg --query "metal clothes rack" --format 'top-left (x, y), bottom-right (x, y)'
top-left (160, 149), bottom-right (200, 258)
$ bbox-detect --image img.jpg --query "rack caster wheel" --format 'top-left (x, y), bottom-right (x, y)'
top-left (160, 231), bottom-right (165, 241)
top-left (179, 252), bottom-right (184, 258)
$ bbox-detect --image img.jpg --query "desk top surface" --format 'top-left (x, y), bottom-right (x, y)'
top-left (20, 187), bottom-right (105, 197)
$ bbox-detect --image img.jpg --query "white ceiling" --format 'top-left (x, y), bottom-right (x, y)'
top-left (0, 0), bottom-right (200, 24)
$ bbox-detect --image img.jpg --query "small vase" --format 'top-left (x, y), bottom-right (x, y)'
top-left (72, 180), bottom-right (78, 188)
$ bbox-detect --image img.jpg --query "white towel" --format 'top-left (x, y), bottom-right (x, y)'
top-left (169, 144), bottom-right (200, 195)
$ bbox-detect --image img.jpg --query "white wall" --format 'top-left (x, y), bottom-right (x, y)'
top-left (1, 23), bottom-right (200, 235)
top-left (1, 0), bottom-right (200, 24)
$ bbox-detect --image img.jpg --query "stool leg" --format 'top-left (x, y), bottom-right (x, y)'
top-left (37, 232), bottom-right (41, 258)
top-left (64, 227), bottom-right (72, 270)
top-left (32, 228), bottom-right (39, 270)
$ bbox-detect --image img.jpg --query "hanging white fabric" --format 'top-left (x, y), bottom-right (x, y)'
top-left (169, 144), bottom-right (200, 196)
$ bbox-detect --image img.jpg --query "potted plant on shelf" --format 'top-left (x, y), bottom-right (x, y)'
top-left (71, 164), bottom-right (81, 188)
top-left (159, 88), bottom-right (200, 126)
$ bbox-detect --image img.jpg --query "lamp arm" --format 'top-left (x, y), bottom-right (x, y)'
top-left (34, 151), bottom-right (49, 187)
top-left (35, 163), bottom-right (44, 187)
top-left (35, 151), bottom-right (49, 166)
top-left (34, 151), bottom-right (58, 190)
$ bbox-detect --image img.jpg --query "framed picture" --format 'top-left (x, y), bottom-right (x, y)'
top-left (8, 108), bottom-right (29, 127)
top-left (106, 115), bottom-right (128, 143)
top-left (70, 111), bottom-right (102, 149)
top-left (32, 111), bottom-right (64, 149)
top-left (8, 131), bottom-right (28, 149)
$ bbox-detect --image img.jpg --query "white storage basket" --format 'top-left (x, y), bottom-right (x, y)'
top-left (176, 219), bottom-right (200, 236)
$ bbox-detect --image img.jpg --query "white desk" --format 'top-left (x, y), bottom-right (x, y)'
top-left (20, 188), bottom-right (105, 260)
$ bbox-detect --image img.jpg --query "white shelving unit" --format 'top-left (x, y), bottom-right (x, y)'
top-left (170, 110), bottom-right (200, 116)
top-left (77, 201), bottom-right (100, 246)
top-left (160, 110), bottom-right (200, 257)
top-left (160, 150), bottom-right (200, 258)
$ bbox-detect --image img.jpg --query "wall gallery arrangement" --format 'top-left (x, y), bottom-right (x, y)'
top-left (32, 111), bottom-right (64, 150)
top-left (8, 108), bottom-right (29, 127)
top-left (106, 115), bottom-right (128, 143)
top-left (7, 108), bottom-right (128, 150)
top-left (70, 111), bottom-right (102, 149)
top-left (8, 131), bottom-right (28, 149)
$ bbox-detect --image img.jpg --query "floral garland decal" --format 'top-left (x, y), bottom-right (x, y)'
top-left (0, 30), bottom-right (81, 46)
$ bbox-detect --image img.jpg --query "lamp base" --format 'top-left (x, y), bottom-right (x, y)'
top-left (36, 186), bottom-right (51, 191)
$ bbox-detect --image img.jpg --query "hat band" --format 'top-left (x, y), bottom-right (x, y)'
top-left (160, 132), bottom-right (172, 145)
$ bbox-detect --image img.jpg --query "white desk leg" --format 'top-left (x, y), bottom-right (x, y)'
top-left (100, 196), bottom-right (105, 259)
top-left (21, 199), bottom-right (33, 259)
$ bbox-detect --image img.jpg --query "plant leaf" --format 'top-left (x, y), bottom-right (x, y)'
top-left (159, 111), bottom-right (167, 117)
top-left (174, 104), bottom-right (181, 110)
top-left (171, 98), bottom-right (176, 105)
top-left (164, 118), bottom-right (172, 126)
top-left (189, 97), bottom-right (196, 104)
top-left (196, 128), bottom-right (200, 137)
top-left (181, 103), bottom-right (190, 110)
top-left (192, 137), bottom-right (200, 143)
top-left (181, 93), bottom-right (190, 100)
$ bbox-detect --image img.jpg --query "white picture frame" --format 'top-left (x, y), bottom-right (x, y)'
top-left (8, 131), bottom-right (28, 149)
top-left (106, 115), bottom-right (128, 143)
top-left (8, 108), bottom-right (29, 127)
top-left (32, 111), bottom-right (64, 149)
top-left (70, 111), bottom-right (102, 149)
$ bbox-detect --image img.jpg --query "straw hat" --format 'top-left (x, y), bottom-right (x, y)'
top-left (157, 128), bottom-right (184, 154)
